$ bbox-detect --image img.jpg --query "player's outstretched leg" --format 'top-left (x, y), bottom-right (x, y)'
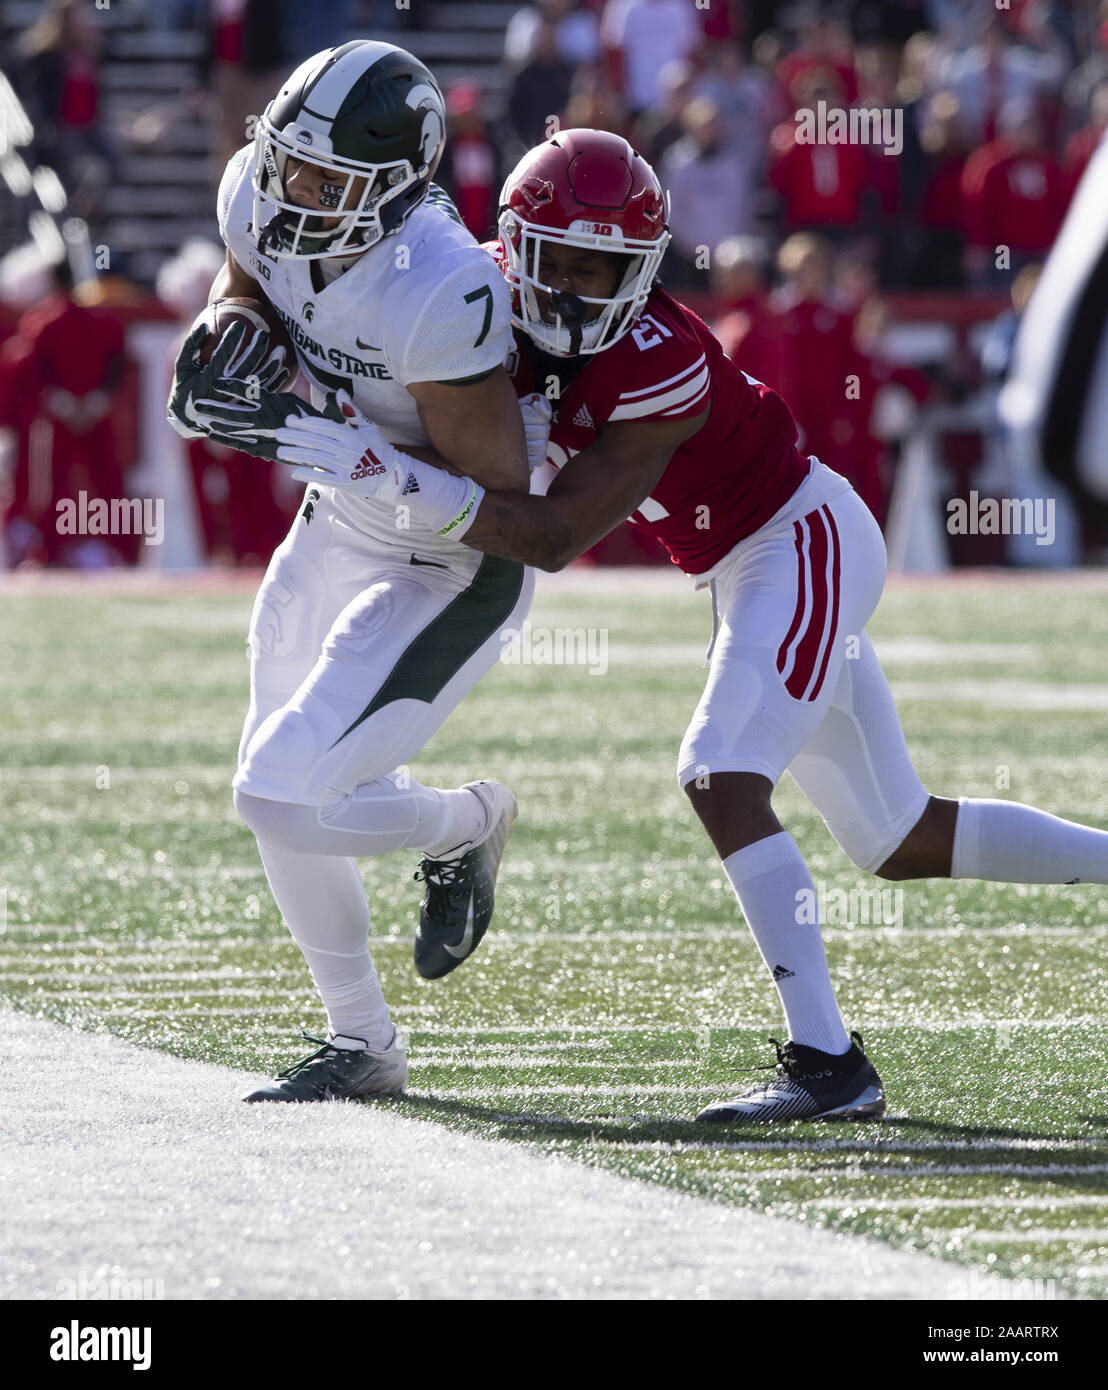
top-left (877, 794), bottom-right (1108, 885)
top-left (244, 1029), bottom-right (408, 1103)
top-left (697, 1032), bottom-right (885, 1124)
top-left (413, 780), bottom-right (518, 980)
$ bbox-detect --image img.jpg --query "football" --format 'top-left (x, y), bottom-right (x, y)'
top-left (196, 295), bottom-right (298, 392)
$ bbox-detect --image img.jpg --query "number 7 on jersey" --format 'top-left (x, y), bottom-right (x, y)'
top-left (463, 285), bottom-right (493, 348)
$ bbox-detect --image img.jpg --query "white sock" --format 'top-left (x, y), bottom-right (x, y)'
top-left (318, 776), bottom-right (489, 857)
top-left (255, 842), bottom-right (395, 1051)
top-left (952, 797), bottom-right (1108, 884)
top-left (239, 775), bottom-right (489, 858)
top-left (722, 831), bottom-right (851, 1056)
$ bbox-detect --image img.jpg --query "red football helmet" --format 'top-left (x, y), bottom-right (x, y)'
top-left (498, 128), bottom-right (670, 356)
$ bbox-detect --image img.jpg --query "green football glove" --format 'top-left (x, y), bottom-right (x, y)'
top-left (166, 317), bottom-right (290, 442)
top-left (190, 381), bottom-right (342, 462)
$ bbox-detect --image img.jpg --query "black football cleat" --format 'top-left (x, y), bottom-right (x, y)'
top-left (243, 1030), bottom-right (407, 1103)
top-left (413, 780), bottom-right (517, 980)
top-left (696, 1031), bottom-right (886, 1124)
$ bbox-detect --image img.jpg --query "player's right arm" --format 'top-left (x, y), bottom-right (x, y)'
top-left (207, 247), bottom-right (264, 304)
top-left (167, 251), bottom-right (269, 439)
top-left (461, 410), bottom-right (707, 571)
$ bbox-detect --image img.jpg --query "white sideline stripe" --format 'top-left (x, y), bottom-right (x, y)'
top-left (671, 1164), bottom-right (1108, 1182)
top-left (893, 680), bottom-right (1108, 711)
top-left (4, 922), bottom-right (1101, 945)
top-left (6, 1008), bottom-right (1103, 1033)
top-left (963, 1229), bottom-right (1108, 1244)
top-left (0, 1010), bottom-right (1004, 1302)
top-left (812, 1196), bottom-right (1108, 1212)
top-left (594, 1139), bottom-right (1105, 1155)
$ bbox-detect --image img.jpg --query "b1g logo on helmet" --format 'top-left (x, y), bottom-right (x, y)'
top-left (569, 220), bottom-right (616, 237)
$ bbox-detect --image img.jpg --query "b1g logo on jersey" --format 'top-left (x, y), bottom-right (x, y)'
top-left (247, 252), bottom-right (272, 281)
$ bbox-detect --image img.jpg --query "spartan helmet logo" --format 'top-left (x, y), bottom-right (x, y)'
top-left (405, 83), bottom-right (445, 173)
top-left (303, 301), bottom-right (315, 322)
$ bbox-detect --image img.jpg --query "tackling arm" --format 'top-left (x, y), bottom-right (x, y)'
top-left (461, 409), bottom-right (708, 571)
top-left (406, 370), bottom-right (530, 494)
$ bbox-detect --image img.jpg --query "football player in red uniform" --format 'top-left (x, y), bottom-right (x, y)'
top-left (271, 130), bottom-right (1108, 1123)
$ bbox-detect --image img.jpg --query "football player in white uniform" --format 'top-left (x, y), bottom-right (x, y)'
top-left (167, 41), bottom-right (544, 1103)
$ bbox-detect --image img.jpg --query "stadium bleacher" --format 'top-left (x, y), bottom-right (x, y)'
top-left (0, 0), bottom-right (521, 283)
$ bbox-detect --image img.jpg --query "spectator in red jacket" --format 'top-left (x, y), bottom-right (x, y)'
top-left (2, 260), bottom-right (130, 568)
top-left (768, 69), bottom-right (869, 242)
top-left (845, 296), bottom-right (932, 527)
top-left (710, 235), bottom-right (785, 392)
top-left (775, 9), bottom-right (858, 107)
top-left (766, 233), bottom-right (860, 494)
top-left (441, 83), bottom-right (500, 242)
top-left (960, 100), bottom-right (1066, 289)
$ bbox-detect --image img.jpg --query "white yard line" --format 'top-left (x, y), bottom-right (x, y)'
top-left (892, 680), bottom-right (1108, 710)
top-left (3, 924), bottom-right (1106, 952)
top-left (647, 1164), bottom-right (1108, 1182)
top-left (811, 1196), bottom-right (1108, 1212)
top-left (594, 1139), bottom-right (1106, 1155)
top-left (0, 1009), bottom-right (1019, 1302)
top-left (962, 1229), bottom-right (1108, 1244)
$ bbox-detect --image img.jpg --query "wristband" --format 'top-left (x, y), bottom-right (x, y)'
top-left (437, 481), bottom-right (480, 536)
top-left (384, 453), bottom-right (485, 539)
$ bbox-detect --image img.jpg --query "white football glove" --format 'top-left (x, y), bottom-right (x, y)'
top-left (520, 392), bottom-right (553, 471)
top-left (274, 390), bottom-right (416, 499)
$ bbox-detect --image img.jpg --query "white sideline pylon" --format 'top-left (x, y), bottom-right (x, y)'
top-left (885, 426), bottom-right (950, 573)
top-left (128, 321), bottom-right (204, 570)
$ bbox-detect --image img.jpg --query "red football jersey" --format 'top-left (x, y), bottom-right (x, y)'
top-left (507, 285), bottom-right (809, 575)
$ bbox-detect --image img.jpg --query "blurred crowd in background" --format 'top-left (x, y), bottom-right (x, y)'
top-left (1, 0), bottom-right (1105, 568)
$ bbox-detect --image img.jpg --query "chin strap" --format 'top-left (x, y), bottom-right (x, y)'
top-left (551, 290), bottom-right (588, 356)
top-left (258, 209), bottom-right (344, 258)
top-left (257, 212), bottom-right (290, 256)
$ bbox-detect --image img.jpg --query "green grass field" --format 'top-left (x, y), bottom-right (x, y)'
top-left (2, 569), bottom-right (1107, 1297)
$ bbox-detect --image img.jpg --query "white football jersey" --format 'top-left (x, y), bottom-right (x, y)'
top-left (217, 146), bottom-right (512, 555)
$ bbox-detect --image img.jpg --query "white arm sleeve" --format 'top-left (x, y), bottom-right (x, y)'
top-left (216, 146), bottom-right (252, 247)
top-left (385, 261), bottom-right (513, 386)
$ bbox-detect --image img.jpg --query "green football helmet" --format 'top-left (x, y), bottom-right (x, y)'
top-left (251, 39), bottom-right (446, 261)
